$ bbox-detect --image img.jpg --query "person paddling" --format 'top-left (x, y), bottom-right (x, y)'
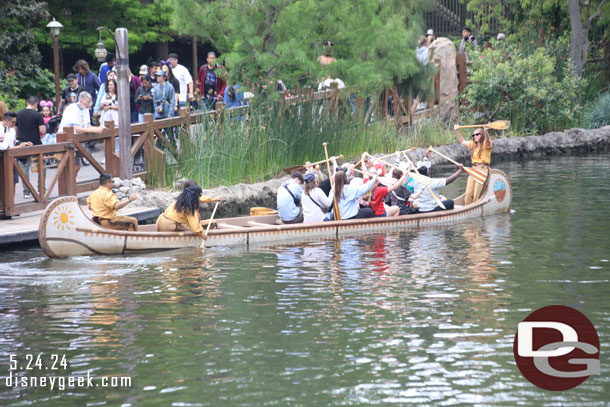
top-left (454, 124), bottom-right (492, 204)
top-left (156, 180), bottom-right (221, 238)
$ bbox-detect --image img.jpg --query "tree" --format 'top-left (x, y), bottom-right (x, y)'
top-left (35, 0), bottom-right (174, 58)
top-left (169, 0), bottom-right (431, 93)
top-left (568, 0), bottom-right (609, 77)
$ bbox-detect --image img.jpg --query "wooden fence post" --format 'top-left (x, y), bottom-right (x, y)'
top-left (57, 130), bottom-right (76, 196)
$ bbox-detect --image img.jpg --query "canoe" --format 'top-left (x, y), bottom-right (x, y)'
top-left (39, 169), bottom-right (512, 258)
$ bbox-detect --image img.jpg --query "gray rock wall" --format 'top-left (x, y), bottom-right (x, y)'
top-left (135, 126), bottom-right (610, 218)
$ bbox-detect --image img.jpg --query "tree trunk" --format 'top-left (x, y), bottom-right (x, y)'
top-left (568, 0), bottom-right (585, 78)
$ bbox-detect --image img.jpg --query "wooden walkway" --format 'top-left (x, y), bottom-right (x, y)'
top-left (0, 203), bottom-right (160, 245)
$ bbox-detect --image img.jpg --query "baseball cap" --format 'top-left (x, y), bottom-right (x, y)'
top-left (427, 29), bottom-right (434, 36)
top-left (155, 70), bottom-right (166, 77)
top-left (139, 64), bottom-right (148, 75)
top-left (67, 73), bottom-right (77, 80)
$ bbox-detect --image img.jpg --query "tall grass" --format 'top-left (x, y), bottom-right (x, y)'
top-left (158, 98), bottom-right (464, 189)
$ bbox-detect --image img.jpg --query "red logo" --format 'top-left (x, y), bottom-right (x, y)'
top-left (513, 305), bottom-right (600, 391)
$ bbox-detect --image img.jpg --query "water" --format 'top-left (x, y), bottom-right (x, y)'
top-left (1, 154), bottom-right (609, 406)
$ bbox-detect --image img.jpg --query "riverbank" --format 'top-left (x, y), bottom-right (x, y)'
top-left (135, 126), bottom-right (610, 217)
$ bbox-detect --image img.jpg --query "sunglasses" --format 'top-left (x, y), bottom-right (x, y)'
top-left (472, 132), bottom-right (482, 137)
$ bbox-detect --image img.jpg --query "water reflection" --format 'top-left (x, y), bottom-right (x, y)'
top-left (1, 154), bottom-right (609, 406)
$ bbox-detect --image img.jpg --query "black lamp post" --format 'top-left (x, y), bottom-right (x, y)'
top-left (46, 18), bottom-right (63, 110)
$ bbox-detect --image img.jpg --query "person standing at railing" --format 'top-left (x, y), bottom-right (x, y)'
top-left (168, 53), bottom-right (194, 110)
top-left (198, 51), bottom-right (227, 111)
top-left (152, 70), bottom-right (175, 120)
top-left (58, 92), bottom-right (106, 176)
top-left (16, 96), bottom-right (46, 199)
top-left (74, 60), bottom-right (101, 122)
top-left (1, 112), bottom-right (32, 186)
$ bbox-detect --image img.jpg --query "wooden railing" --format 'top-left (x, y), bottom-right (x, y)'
top-left (1, 84), bottom-right (441, 217)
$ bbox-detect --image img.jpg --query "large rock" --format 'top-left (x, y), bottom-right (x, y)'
top-left (429, 37), bottom-right (459, 121)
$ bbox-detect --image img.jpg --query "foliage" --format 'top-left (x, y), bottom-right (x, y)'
top-left (169, 0), bottom-right (431, 93)
top-left (461, 48), bottom-right (584, 134)
top-left (156, 94), bottom-right (455, 188)
top-left (584, 91), bottom-right (610, 128)
top-left (36, 0), bottom-right (174, 57)
top-left (0, 62), bottom-right (68, 108)
top-left (0, 0), bottom-right (48, 77)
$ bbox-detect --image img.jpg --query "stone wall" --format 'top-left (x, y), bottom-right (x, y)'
top-left (134, 126), bottom-right (610, 217)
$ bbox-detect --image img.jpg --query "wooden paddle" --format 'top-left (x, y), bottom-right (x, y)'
top-left (200, 201), bottom-right (220, 249)
top-left (456, 120), bottom-right (510, 130)
top-left (373, 153), bottom-right (445, 210)
top-left (283, 155), bottom-right (344, 174)
top-left (351, 167), bottom-right (394, 186)
top-left (354, 148), bottom-right (416, 169)
top-left (429, 147), bottom-right (487, 185)
top-left (323, 142), bottom-right (341, 220)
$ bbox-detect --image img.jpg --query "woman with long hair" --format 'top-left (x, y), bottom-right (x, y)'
top-left (333, 162), bottom-right (377, 220)
top-left (156, 180), bottom-right (221, 238)
top-left (99, 78), bottom-right (119, 128)
top-left (454, 124), bottom-right (492, 204)
top-left (161, 61), bottom-right (180, 115)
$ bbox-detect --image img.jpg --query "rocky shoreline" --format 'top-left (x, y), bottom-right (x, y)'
top-left (133, 126), bottom-right (610, 218)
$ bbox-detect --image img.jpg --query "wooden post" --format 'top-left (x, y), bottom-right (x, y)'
top-left (192, 36), bottom-right (198, 88)
top-left (115, 27), bottom-right (132, 179)
top-left (456, 52), bottom-right (467, 93)
top-left (57, 130), bottom-right (76, 196)
top-left (53, 34), bottom-right (61, 109)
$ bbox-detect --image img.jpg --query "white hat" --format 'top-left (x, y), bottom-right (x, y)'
top-left (426, 29), bottom-right (434, 36)
top-left (139, 64), bottom-right (148, 75)
top-left (497, 33), bottom-right (506, 41)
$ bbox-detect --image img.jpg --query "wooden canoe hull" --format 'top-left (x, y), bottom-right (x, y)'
top-left (39, 169), bottom-right (512, 258)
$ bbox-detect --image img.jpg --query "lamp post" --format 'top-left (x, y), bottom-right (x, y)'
top-left (46, 18), bottom-right (63, 110)
top-left (96, 27), bottom-right (132, 179)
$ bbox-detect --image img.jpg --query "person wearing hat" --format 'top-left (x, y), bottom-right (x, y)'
top-left (139, 64), bottom-right (149, 80)
top-left (152, 70), bottom-right (175, 120)
top-left (426, 29), bottom-right (435, 45)
top-left (59, 73), bottom-right (85, 114)
top-left (412, 152), bottom-right (463, 213)
top-left (302, 172), bottom-right (335, 223)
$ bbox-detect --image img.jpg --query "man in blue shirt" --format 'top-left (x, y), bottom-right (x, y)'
top-left (277, 172), bottom-right (304, 224)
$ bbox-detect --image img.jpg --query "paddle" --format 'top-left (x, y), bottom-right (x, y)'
top-left (351, 167), bottom-right (395, 186)
top-left (429, 147), bottom-right (487, 185)
top-left (283, 155), bottom-right (344, 174)
top-left (372, 152), bottom-right (445, 210)
top-left (456, 120), bottom-right (510, 131)
top-left (354, 148), bottom-right (416, 169)
top-left (200, 201), bottom-right (220, 250)
top-left (323, 142), bottom-right (342, 220)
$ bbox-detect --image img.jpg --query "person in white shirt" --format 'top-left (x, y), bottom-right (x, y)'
top-left (58, 92), bottom-right (106, 175)
top-left (167, 53), bottom-right (194, 108)
top-left (413, 163), bottom-right (463, 212)
top-left (302, 172), bottom-right (335, 223)
top-left (1, 111), bottom-right (32, 185)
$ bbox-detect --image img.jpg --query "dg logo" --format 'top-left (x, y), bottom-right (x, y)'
top-left (513, 305), bottom-right (600, 391)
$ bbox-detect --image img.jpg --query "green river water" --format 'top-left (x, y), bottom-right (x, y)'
top-left (0, 153), bottom-right (609, 406)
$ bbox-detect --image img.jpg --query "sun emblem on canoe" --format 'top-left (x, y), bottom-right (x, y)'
top-left (493, 179), bottom-right (506, 202)
top-left (52, 206), bottom-right (75, 231)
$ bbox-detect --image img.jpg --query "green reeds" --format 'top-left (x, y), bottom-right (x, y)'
top-left (158, 97), bottom-right (459, 189)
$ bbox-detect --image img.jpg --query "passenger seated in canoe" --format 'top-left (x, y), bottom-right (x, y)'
top-left (413, 162), bottom-right (463, 213)
top-left (454, 124), bottom-right (492, 204)
top-left (388, 168), bottom-right (422, 215)
top-left (277, 171), bottom-right (304, 224)
top-left (87, 173), bottom-right (139, 231)
top-left (366, 170), bottom-right (408, 217)
top-left (156, 181), bottom-right (222, 237)
top-left (302, 172), bottom-right (334, 223)
top-left (331, 170), bottom-right (377, 220)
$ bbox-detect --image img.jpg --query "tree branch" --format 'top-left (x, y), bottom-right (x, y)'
top-left (589, 0), bottom-right (608, 22)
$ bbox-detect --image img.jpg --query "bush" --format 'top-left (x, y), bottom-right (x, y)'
top-left (0, 62), bottom-right (67, 109)
top-left (461, 48), bottom-right (584, 134)
top-left (584, 92), bottom-right (610, 129)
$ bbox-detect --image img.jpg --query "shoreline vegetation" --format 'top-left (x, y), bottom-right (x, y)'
top-left (161, 100), bottom-right (466, 190)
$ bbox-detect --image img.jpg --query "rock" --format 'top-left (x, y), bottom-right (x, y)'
top-left (119, 187), bottom-right (130, 194)
top-left (116, 192), bottom-right (126, 200)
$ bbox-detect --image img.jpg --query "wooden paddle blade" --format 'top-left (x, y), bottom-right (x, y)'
top-left (486, 120), bottom-right (510, 130)
top-left (283, 165), bottom-right (305, 174)
top-left (250, 207), bottom-right (278, 216)
top-left (465, 167), bottom-right (488, 184)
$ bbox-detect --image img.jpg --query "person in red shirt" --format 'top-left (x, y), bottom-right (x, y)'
top-left (368, 172), bottom-right (407, 217)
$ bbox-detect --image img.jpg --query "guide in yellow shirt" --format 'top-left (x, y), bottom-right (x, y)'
top-left (156, 180), bottom-right (222, 238)
top-left (87, 173), bottom-right (139, 231)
